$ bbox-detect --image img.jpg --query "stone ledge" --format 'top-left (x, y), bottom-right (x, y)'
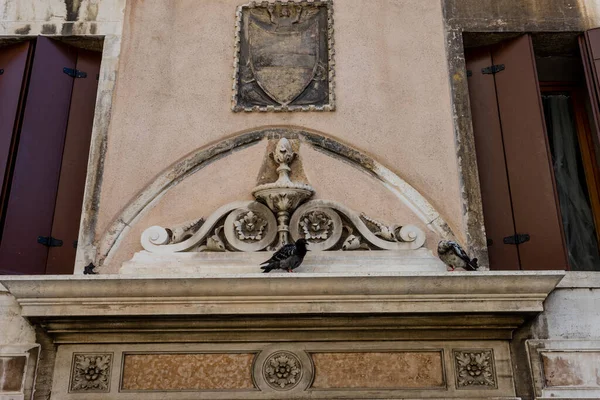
top-left (556, 271), bottom-right (600, 288)
top-left (1, 272), bottom-right (563, 318)
top-left (120, 249), bottom-right (447, 274)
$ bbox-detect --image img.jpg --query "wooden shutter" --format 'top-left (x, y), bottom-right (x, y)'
top-left (492, 35), bottom-right (567, 270)
top-left (581, 29), bottom-right (600, 146)
top-left (0, 42), bottom-right (32, 225)
top-left (465, 47), bottom-right (520, 270)
top-left (45, 50), bottom-right (102, 274)
top-left (466, 35), bottom-right (568, 270)
top-left (0, 37), bottom-right (77, 274)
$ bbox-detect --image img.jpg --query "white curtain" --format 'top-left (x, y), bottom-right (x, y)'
top-left (543, 94), bottom-right (600, 271)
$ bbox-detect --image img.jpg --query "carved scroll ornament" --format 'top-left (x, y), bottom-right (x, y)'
top-left (141, 138), bottom-right (426, 254)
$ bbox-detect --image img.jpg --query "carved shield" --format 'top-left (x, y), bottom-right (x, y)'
top-left (248, 12), bottom-right (319, 105)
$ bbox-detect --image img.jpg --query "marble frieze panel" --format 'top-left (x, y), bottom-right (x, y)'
top-left (49, 341), bottom-right (518, 399)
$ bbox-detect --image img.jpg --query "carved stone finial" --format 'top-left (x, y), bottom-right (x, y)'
top-left (274, 138), bottom-right (295, 184)
top-left (252, 139), bottom-right (315, 248)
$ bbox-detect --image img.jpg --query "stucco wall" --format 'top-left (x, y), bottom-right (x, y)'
top-left (92, 0), bottom-right (463, 269)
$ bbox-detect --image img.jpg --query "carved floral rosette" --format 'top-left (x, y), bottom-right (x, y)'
top-left (69, 353), bottom-right (112, 393)
top-left (453, 350), bottom-right (497, 389)
top-left (263, 351), bottom-right (303, 390)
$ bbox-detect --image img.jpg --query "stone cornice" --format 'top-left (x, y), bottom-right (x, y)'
top-left (2, 272), bottom-right (563, 318)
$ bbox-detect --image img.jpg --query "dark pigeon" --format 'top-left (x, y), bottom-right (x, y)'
top-left (260, 238), bottom-right (309, 273)
top-left (437, 240), bottom-right (479, 271)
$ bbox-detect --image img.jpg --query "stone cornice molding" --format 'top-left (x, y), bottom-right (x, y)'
top-left (2, 272), bottom-right (563, 318)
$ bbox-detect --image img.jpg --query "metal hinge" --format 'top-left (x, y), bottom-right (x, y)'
top-left (503, 233), bottom-right (530, 245)
top-left (0, 69), bottom-right (4, 75)
top-left (482, 64), bottom-right (505, 75)
top-left (466, 70), bottom-right (473, 77)
top-left (37, 236), bottom-right (63, 247)
top-left (63, 67), bottom-right (87, 78)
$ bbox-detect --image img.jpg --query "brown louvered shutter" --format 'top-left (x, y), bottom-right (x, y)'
top-left (0, 42), bottom-right (32, 228)
top-left (466, 34), bottom-right (568, 270)
top-left (45, 50), bottom-right (102, 274)
top-left (465, 47), bottom-right (520, 270)
top-left (0, 37), bottom-right (77, 274)
top-left (581, 29), bottom-right (600, 145)
top-left (492, 35), bottom-right (567, 270)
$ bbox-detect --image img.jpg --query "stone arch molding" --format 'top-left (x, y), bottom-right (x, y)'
top-left (98, 127), bottom-right (454, 269)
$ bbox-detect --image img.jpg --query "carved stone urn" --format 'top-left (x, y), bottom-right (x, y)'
top-left (252, 138), bottom-right (314, 248)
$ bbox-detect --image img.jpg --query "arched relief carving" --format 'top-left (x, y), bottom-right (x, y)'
top-left (141, 138), bottom-right (426, 254)
top-left (97, 127), bottom-right (455, 268)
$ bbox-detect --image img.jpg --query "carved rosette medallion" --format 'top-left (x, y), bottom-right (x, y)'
top-left (234, 211), bottom-right (267, 241)
top-left (262, 351), bottom-right (303, 390)
top-left (290, 205), bottom-right (342, 251)
top-left (233, 1), bottom-right (335, 112)
top-left (454, 350), bottom-right (497, 389)
top-left (300, 211), bottom-right (333, 240)
top-left (224, 203), bottom-right (277, 252)
top-left (69, 353), bottom-right (112, 393)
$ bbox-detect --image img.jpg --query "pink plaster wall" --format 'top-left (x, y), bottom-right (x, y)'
top-left (97, 0), bottom-right (463, 258)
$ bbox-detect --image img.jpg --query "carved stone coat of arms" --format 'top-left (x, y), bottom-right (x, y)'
top-left (233, 1), bottom-right (334, 112)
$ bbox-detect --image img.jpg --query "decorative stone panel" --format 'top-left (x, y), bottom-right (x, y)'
top-left (528, 340), bottom-right (600, 399)
top-left (69, 353), bottom-right (113, 393)
top-left (453, 349), bottom-right (497, 389)
top-left (120, 353), bottom-right (256, 391)
top-left (0, 355), bottom-right (27, 392)
top-left (0, 344), bottom-right (40, 400)
top-left (311, 351), bottom-right (445, 389)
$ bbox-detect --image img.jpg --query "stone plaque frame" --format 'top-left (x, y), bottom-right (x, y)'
top-left (232, 0), bottom-right (335, 112)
